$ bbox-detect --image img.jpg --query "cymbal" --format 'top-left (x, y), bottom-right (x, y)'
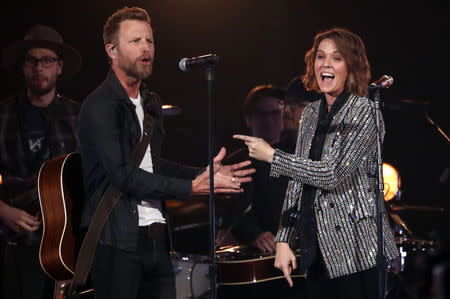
top-left (389, 204), bottom-right (445, 213)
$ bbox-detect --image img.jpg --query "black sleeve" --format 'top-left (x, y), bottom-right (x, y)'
top-left (231, 209), bottom-right (264, 244)
top-left (78, 98), bottom-right (192, 201)
top-left (229, 177), bottom-right (263, 244)
top-left (152, 155), bottom-right (203, 180)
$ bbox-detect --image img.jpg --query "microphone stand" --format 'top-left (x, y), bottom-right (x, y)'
top-left (181, 58), bottom-right (219, 299)
top-left (424, 112), bottom-right (450, 143)
top-left (372, 88), bottom-right (388, 299)
top-left (205, 65), bottom-right (218, 299)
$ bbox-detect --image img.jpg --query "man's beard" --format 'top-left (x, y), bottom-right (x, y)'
top-left (118, 54), bottom-right (153, 80)
top-left (26, 74), bottom-right (57, 96)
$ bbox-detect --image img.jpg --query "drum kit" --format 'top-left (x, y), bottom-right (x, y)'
top-left (383, 162), bottom-right (445, 273)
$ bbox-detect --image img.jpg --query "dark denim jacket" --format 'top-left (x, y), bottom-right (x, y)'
top-left (78, 69), bottom-right (198, 251)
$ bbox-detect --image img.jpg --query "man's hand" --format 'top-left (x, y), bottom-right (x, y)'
top-left (211, 147), bottom-right (255, 183)
top-left (192, 168), bottom-right (243, 195)
top-left (252, 231), bottom-right (276, 254)
top-left (233, 135), bottom-right (275, 163)
top-left (216, 228), bottom-right (238, 247)
top-left (274, 242), bottom-right (297, 287)
top-left (192, 147), bottom-right (256, 195)
top-left (0, 201), bottom-right (41, 233)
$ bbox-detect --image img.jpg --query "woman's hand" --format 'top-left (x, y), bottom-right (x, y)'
top-left (233, 135), bottom-right (275, 163)
top-left (274, 242), bottom-right (297, 287)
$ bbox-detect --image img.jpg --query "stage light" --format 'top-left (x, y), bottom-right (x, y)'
top-left (383, 163), bottom-right (401, 201)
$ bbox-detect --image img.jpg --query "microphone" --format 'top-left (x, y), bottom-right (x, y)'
top-left (368, 75), bottom-right (394, 90)
top-left (179, 54), bottom-right (219, 71)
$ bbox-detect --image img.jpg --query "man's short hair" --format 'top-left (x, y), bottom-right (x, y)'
top-left (243, 84), bottom-right (285, 116)
top-left (103, 7), bottom-right (151, 46)
top-left (286, 76), bottom-right (318, 104)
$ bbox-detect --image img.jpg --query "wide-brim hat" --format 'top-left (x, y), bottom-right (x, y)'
top-left (2, 24), bottom-right (82, 79)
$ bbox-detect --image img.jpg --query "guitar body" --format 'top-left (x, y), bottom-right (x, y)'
top-left (216, 245), bottom-right (305, 285)
top-left (38, 153), bottom-right (84, 281)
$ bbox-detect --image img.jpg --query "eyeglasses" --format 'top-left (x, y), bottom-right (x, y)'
top-left (23, 55), bottom-right (60, 68)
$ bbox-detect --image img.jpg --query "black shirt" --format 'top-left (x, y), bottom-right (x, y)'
top-left (297, 92), bottom-right (348, 274)
top-left (231, 135), bottom-right (297, 244)
top-left (24, 103), bottom-right (49, 171)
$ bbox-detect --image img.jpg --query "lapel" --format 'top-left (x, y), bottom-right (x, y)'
top-left (297, 100), bottom-right (320, 159)
top-left (321, 93), bottom-right (358, 159)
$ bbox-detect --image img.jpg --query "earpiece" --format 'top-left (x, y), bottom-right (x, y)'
top-left (109, 46), bottom-right (115, 54)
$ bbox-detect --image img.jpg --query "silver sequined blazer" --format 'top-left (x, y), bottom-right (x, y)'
top-left (271, 94), bottom-right (399, 279)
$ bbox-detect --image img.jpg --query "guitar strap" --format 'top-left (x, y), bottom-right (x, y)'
top-left (69, 113), bottom-right (154, 297)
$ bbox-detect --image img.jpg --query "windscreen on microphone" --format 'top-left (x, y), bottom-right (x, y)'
top-left (368, 75), bottom-right (394, 90)
top-left (179, 54), bottom-right (219, 71)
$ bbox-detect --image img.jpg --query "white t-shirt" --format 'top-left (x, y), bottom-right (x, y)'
top-left (129, 93), bottom-right (165, 226)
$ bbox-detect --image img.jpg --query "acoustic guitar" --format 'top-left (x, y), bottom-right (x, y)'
top-left (38, 153), bottom-right (84, 281)
top-left (216, 245), bottom-right (305, 285)
top-left (38, 153), bottom-right (93, 298)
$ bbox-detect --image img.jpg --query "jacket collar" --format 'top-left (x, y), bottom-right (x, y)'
top-left (105, 68), bottom-right (162, 117)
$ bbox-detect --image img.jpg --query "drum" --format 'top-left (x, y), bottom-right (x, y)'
top-left (393, 230), bottom-right (437, 272)
top-left (172, 253), bottom-right (210, 299)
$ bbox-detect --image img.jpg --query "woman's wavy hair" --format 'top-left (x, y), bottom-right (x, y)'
top-left (302, 28), bottom-right (371, 97)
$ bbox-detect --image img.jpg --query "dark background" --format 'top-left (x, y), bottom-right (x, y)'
top-left (1, 0), bottom-right (448, 247)
top-left (1, 1), bottom-right (448, 297)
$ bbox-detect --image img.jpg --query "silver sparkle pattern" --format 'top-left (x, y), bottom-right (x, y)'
top-left (272, 94), bottom-right (399, 279)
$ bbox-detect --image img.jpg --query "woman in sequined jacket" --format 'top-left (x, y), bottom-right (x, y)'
top-left (234, 28), bottom-right (399, 299)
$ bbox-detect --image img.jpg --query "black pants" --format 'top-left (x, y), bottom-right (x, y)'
top-left (305, 266), bottom-right (379, 299)
top-left (90, 225), bottom-right (175, 299)
top-left (218, 277), bottom-right (305, 299)
top-left (304, 249), bottom-right (379, 299)
top-left (1, 242), bottom-right (54, 299)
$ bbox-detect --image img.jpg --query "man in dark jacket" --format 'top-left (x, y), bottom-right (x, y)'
top-left (217, 78), bottom-right (316, 299)
top-left (231, 77), bottom-right (315, 254)
top-left (77, 7), bottom-right (253, 299)
top-left (0, 24), bottom-right (82, 299)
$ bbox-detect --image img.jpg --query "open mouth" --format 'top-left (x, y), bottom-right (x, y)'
top-left (321, 72), bottom-right (335, 83)
top-left (140, 57), bottom-right (151, 65)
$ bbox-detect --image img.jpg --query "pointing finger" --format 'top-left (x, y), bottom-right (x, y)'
top-left (233, 134), bottom-right (256, 142)
top-left (282, 266), bottom-right (293, 287)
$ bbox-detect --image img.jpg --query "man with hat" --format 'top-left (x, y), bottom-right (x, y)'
top-left (0, 24), bottom-right (82, 299)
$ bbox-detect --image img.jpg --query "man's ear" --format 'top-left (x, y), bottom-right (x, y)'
top-left (106, 44), bottom-right (116, 59)
top-left (56, 60), bottom-right (63, 75)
